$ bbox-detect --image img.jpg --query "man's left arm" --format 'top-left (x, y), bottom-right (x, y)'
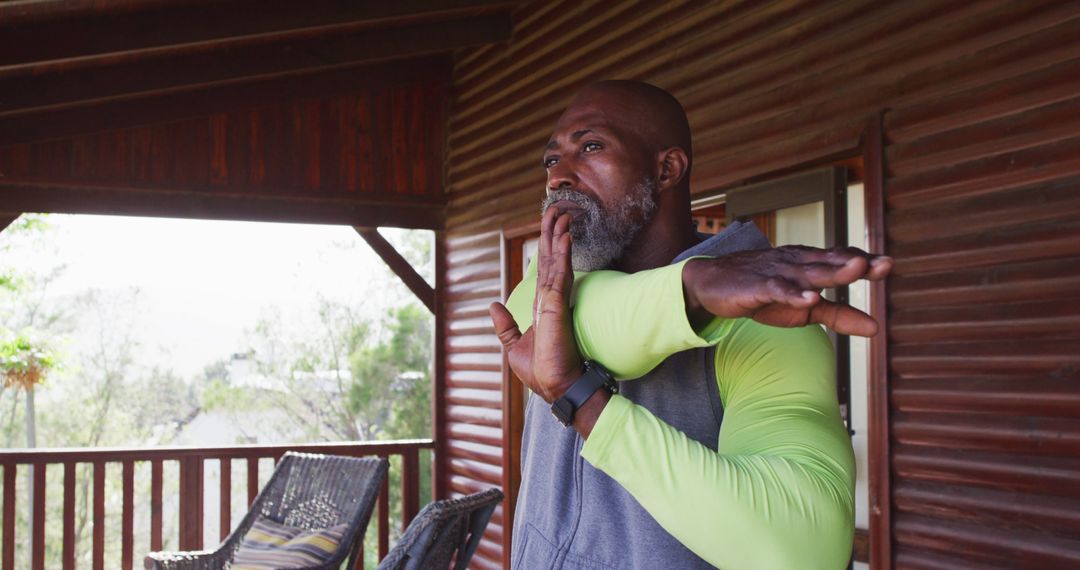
top-left (582, 321), bottom-right (855, 570)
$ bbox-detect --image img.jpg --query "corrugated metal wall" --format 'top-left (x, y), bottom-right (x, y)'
top-left (444, 0), bottom-right (1080, 567)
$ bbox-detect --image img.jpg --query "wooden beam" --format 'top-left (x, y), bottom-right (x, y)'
top-left (0, 214), bottom-right (20, 235)
top-left (0, 56), bottom-right (451, 147)
top-left (0, 0), bottom-right (513, 69)
top-left (356, 228), bottom-right (435, 313)
top-left (0, 13), bottom-right (512, 117)
top-left (0, 181), bottom-right (445, 229)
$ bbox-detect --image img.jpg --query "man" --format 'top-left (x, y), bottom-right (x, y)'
top-left (488, 81), bottom-right (891, 569)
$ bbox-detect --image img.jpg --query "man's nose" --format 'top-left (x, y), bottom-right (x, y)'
top-left (547, 158), bottom-right (579, 191)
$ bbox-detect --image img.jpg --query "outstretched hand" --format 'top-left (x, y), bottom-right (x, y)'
top-left (682, 245), bottom-right (892, 336)
top-left (489, 207), bottom-right (583, 404)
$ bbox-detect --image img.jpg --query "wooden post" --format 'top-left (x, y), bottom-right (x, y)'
top-left (864, 114), bottom-right (893, 570)
top-left (432, 230), bottom-right (447, 500)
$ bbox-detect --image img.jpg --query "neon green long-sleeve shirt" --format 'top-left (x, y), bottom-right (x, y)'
top-left (506, 258), bottom-right (855, 570)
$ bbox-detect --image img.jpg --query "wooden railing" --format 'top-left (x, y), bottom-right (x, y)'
top-left (0, 439), bottom-right (435, 570)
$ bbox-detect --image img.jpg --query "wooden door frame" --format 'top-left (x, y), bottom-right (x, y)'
top-left (498, 219), bottom-right (540, 568)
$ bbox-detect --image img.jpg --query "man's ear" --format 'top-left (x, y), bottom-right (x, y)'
top-left (656, 147), bottom-right (689, 192)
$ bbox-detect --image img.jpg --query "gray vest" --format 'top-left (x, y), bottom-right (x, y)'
top-left (511, 222), bottom-right (772, 569)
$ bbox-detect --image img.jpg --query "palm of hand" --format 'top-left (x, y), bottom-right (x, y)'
top-left (491, 208), bottom-right (583, 404)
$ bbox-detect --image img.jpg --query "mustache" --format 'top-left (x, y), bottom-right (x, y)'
top-left (541, 189), bottom-right (598, 213)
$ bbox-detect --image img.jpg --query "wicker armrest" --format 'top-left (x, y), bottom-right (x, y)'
top-left (144, 549), bottom-right (227, 570)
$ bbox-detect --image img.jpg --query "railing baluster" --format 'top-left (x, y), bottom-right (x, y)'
top-left (31, 463), bottom-right (45, 570)
top-left (194, 457), bottom-right (204, 549)
top-left (92, 461), bottom-right (105, 570)
top-left (402, 448), bottom-right (419, 531)
top-left (219, 458), bottom-right (231, 541)
top-left (378, 467), bottom-right (389, 560)
top-left (2, 463), bottom-right (14, 570)
top-left (179, 456), bottom-right (204, 550)
top-left (63, 462), bottom-right (75, 569)
top-left (121, 460), bottom-right (134, 570)
top-left (150, 459), bottom-right (163, 552)
top-left (246, 456), bottom-right (258, 507)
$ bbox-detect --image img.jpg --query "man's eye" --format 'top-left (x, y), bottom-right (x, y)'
top-left (583, 142), bottom-right (602, 152)
top-left (543, 156), bottom-right (558, 168)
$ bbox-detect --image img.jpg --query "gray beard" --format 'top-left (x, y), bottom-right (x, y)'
top-left (541, 179), bottom-right (658, 272)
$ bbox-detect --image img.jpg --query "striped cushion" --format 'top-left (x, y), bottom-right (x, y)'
top-left (231, 515), bottom-right (346, 569)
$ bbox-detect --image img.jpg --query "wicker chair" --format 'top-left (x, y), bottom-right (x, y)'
top-left (145, 452), bottom-right (389, 570)
top-left (376, 488), bottom-right (503, 570)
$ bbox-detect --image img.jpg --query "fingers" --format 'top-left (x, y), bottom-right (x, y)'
top-left (756, 277), bottom-right (818, 308)
top-left (489, 302), bottom-right (523, 348)
top-left (549, 213), bottom-right (573, 296)
top-left (808, 299), bottom-right (880, 337)
top-left (867, 255), bottom-right (893, 281)
top-left (537, 207), bottom-right (557, 290)
top-left (776, 259), bottom-right (865, 290)
top-left (534, 207), bottom-right (558, 317)
top-left (772, 246), bottom-right (892, 288)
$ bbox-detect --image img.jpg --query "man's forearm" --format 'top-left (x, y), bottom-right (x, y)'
top-left (572, 389), bottom-right (609, 439)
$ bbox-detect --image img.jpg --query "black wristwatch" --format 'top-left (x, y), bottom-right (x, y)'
top-left (550, 360), bottom-right (618, 427)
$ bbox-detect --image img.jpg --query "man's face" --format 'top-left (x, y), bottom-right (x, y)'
top-left (540, 99), bottom-right (658, 271)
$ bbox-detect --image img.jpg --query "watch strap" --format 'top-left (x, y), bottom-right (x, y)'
top-left (551, 361), bottom-right (616, 426)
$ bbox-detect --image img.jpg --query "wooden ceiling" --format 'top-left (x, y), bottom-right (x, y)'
top-left (0, 0), bottom-right (516, 227)
top-left (0, 0), bottom-right (515, 145)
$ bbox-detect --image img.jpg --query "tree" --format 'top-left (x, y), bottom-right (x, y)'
top-left (0, 216), bottom-right (200, 567)
top-left (0, 214), bottom-right (68, 449)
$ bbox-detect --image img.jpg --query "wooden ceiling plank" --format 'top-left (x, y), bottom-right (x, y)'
top-left (0, 13), bottom-right (511, 118)
top-left (0, 0), bottom-right (514, 69)
top-left (0, 181), bottom-right (446, 229)
top-left (0, 56), bottom-right (451, 148)
top-left (356, 228), bottom-right (436, 313)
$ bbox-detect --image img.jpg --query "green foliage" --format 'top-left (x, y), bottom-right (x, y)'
top-left (0, 214), bottom-right (52, 295)
top-left (348, 304), bottom-right (432, 440)
top-left (0, 334), bottom-right (56, 377)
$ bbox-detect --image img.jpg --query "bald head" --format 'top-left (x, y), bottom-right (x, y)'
top-left (569, 80), bottom-right (692, 167)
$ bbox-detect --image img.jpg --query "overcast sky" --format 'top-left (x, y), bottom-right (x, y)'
top-left (1, 214), bottom-right (426, 377)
